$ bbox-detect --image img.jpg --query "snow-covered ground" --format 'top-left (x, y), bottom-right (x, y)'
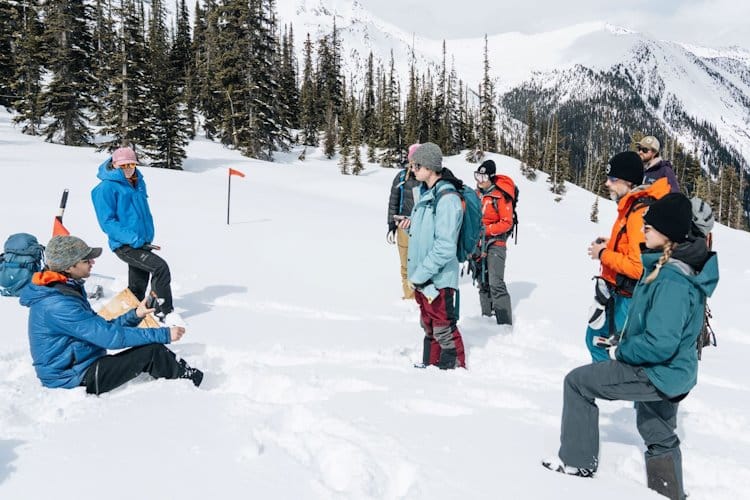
top-left (1, 111), bottom-right (749, 499)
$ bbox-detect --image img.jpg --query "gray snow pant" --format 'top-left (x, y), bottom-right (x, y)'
top-left (478, 245), bottom-right (512, 324)
top-left (559, 360), bottom-right (684, 498)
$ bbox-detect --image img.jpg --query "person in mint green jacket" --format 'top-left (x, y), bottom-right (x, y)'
top-left (543, 193), bottom-right (719, 500)
top-left (406, 142), bottom-right (466, 370)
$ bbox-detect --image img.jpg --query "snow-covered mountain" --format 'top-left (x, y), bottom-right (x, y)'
top-left (277, 0), bottom-right (750, 169)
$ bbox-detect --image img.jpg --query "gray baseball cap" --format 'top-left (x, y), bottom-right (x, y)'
top-left (46, 236), bottom-right (102, 272)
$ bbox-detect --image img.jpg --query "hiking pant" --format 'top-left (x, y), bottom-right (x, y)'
top-left (397, 228), bottom-right (414, 300)
top-left (478, 245), bottom-right (512, 324)
top-left (558, 360), bottom-right (684, 498)
top-left (115, 245), bottom-right (173, 314)
top-left (81, 344), bottom-right (187, 395)
top-left (415, 288), bottom-right (466, 369)
top-left (586, 293), bottom-right (630, 362)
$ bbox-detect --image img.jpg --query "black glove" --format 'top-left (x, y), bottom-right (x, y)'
top-left (388, 221), bottom-right (397, 232)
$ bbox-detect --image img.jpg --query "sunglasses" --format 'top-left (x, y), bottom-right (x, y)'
top-left (637, 147), bottom-right (652, 153)
top-left (474, 172), bottom-right (490, 182)
top-left (119, 163), bottom-right (137, 169)
top-left (606, 176), bottom-right (619, 183)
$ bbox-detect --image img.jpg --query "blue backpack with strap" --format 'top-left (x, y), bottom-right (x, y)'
top-left (433, 181), bottom-right (483, 263)
top-left (0, 233), bottom-right (45, 297)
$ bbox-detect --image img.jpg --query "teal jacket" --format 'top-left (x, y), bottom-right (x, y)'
top-left (616, 241), bottom-right (719, 398)
top-left (407, 179), bottom-right (463, 300)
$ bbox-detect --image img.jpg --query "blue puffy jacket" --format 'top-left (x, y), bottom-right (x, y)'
top-left (407, 179), bottom-right (463, 300)
top-left (616, 241), bottom-right (719, 398)
top-left (19, 273), bottom-right (171, 389)
top-left (91, 158), bottom-right (156, 251)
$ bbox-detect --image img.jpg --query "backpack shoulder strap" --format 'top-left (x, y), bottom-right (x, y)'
top-left (613, 196), bottom-right (655, 250)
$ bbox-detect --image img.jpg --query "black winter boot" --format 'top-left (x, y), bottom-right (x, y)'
top-left (646, 453), bottom-right (685, 500)
top-left (422, 337), bottom-right (432, 366)
top-left (438, 348), bottom-right (457, 370)
top-left (178, 359), bottom-right (204, 387)
top-left (495, 309), bottom-right (512, 326)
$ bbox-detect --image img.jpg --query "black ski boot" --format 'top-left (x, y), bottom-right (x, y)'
top-left (178, 359), bottom-right (204, 387)
top-left (646, 452), bottom-right (685, 500)
top-left (437, 348), bottom-right (458, 370)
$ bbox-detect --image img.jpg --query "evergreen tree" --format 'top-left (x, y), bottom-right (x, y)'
top-left (324, 102), bottom-right (337, 159)
top-left (100, 0), bottom-right (150, 150)
top-left (299, 32), bottom-right (318, 146)
top-left (479, 35), bottom-right (498, 152)
top-left (520, 105), bottom-right (538, 179)
top-left (417, 71), bottom-right (433, 143)
top-left (362, 51), bottom-right (376, 146)
top-left (590, 196), bottom-right (599, 223)
top-left (350, 94), bottom-right (364, 175)
top-left (403, 50), bottom-right (419, 147)
top-left (142, 0), bottom-right (189, 168)
top-left (378, 52), bottom-right (401, 167)
top-left (90, 0), bottom-right (116, 127)
top-left (12, 0), bottom-right (46, 135)
top-left (0, 0), bottom-right (20, 109)
top-left (277, 24), bottom-right (299, 130)
top-left (172, 0), bottom-right (195, 137)
top-left (42, 0), bottom-right (96, 145)
top-left (545, 115), bottom-right (571, 195)
top-left (193, 0), bottom-right (222, 139)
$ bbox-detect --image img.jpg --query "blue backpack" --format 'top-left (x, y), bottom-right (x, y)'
top-left (0, 233), bottom-right (44, 297)
top-left (433, 180), bottom-right (483, 263)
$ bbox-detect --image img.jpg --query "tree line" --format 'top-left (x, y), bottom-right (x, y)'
top-left (1, 0), bottom-right (747, 228)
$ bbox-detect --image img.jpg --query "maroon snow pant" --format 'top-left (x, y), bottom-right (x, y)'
top-left (415, 288), bottom-right (466, 369)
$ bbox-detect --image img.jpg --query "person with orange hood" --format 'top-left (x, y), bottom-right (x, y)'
top-left (586, 151), bottom-right (670, 362)
top-left (19, 235), bottom-right (203, 394)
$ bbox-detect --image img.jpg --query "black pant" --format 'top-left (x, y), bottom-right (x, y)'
top-left (115, 245), bottom-right (173, 314)
top-left (81, 344), bottom-right (185, 395)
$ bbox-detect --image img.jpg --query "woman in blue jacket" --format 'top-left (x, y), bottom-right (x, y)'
top-left (543, 193), bottom-right (719, 500)
top-left (91, 147), bottom-right (173, 319)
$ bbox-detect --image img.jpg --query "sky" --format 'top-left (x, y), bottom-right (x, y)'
top-left (2, 107), bottom-right (750, 499)
top-left (357, 0), bottom-right (748, 49)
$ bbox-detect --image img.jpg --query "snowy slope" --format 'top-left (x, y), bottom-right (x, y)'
top-left (1, 110), bottom-right (750, 499)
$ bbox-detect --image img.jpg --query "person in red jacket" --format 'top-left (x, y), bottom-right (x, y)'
top-left (473, 160), bottom-right (516, 325)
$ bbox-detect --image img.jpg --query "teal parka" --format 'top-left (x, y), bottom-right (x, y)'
top-left (616, 240), bottom-right (719, 398)
top-left (407, 178), bottom-right (463, 301)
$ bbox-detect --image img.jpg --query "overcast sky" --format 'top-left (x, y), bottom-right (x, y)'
top-left (356, 0), bottom-right (748, 49)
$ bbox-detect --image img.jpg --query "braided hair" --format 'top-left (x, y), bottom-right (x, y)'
top-left (643, 241), bottom-right (674, 284)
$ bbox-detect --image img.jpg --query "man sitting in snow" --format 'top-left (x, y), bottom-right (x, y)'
top-left (20, 235), bottom-right (203, 395)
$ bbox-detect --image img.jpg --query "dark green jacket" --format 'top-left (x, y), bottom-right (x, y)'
top-left (616, 240), bottom-right (718, 398)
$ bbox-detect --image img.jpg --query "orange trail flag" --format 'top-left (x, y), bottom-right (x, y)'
top-left (227, 168), bottom-right (246, 224)
top-left (52, 189), bottom-right (70, 236)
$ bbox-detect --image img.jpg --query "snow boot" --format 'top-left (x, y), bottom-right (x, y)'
top-left (437, 348), bottom-right (458, 370)
top-left (178, 359), bottom-right (204, 387)
top-left (646, 452), bottom-right (685, 500)
top-left (422, 337), bottom-right (432, 366)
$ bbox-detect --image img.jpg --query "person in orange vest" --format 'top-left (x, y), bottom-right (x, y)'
top-left (586, 151), bottom-right (670, 362)
top-left (473, 160), bottom-right (516, 325)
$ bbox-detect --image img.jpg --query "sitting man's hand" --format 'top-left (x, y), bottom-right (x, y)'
top-left (136, 296), bottom-right (155, 319)
top-left (170, 326), bottom-right (186, 342)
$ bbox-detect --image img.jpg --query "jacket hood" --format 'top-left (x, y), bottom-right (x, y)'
top-left (20, 271), bottom-right (82, 307)
top-left (96, 157), bottom-right (142, 184)
top-left (641, 240), bottom-right (719, 298)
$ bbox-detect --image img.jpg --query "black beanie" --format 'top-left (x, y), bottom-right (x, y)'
top-left (476, 159), bottom-right (496, 177)
top-left (643, 193), bottom-right (693, 243)
top-left (606, 151), bottom-right (643, 186)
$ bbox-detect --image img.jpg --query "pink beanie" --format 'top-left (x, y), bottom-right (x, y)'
top-left (112, 147), bottom-right (138, 167)
top-left (407, 143), bottom-right (420, 161)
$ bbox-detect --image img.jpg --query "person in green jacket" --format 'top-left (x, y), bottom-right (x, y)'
top-left (543, 193), bottom-right (719, 500)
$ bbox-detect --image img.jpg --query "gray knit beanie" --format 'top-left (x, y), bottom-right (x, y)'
top-left (46, 236), bottom-right (102, 272)
top-left (411, 142), bottom-right (443, 172)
